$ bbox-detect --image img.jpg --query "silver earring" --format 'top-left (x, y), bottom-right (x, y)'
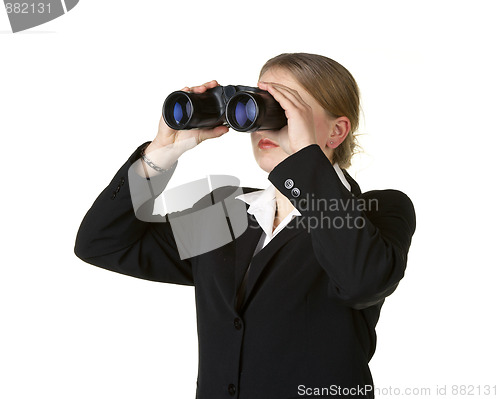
top-left (330, 141), bottom-right (334, 145)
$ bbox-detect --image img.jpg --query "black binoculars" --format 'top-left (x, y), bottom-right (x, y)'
top-left (162, 85), bottom-right (287, 132)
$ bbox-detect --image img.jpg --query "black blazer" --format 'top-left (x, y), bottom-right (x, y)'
top-left (75, 143), bottom-right (416, 399)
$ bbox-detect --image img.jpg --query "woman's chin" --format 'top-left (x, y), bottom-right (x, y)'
top-left (259, 163), bottom-right (275, 174)
top-left (254, 153), bottom-right (286, 174)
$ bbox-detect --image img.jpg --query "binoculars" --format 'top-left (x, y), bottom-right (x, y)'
top-left (162, 85), bottom-right (287, 132)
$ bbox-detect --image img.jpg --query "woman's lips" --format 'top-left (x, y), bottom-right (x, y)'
top-left (258, 138), bottom-right (279, 149)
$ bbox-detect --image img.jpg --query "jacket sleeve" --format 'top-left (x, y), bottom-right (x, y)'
top-left (268, 144), bottom-right (416, 309)
top-left (74, 142), bottom-right (194, 285)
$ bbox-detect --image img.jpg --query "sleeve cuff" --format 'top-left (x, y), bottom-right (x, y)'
top-left (268, 144), bottom-right (353, 212)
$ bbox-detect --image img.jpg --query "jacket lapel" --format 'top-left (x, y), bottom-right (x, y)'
top-left (343, 170), bottom-right (361, 196)
top-left (238, 218), bottom-right (306, 311)
top-left (233, 212), bottom-right (263, 304)
top-left (231, 169), bottom-right (360, 312)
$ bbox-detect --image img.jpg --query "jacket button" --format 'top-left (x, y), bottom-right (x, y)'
top-left (291, 187), bottom-right (301, 197)
top-left (115, 185), bottom-right (121, 193)
top-left (120, 177), bottom-right (125, 186)
top-left (228, 384), bottom-right (236, 395)
top-left (233, 318), bottom-right (242, 330)
top-left (284, 179), bottom-right (294, 189)
top-left (111, 193), bottom-right (116, 200)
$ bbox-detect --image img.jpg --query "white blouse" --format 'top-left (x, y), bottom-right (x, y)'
top-left (235, 162), bottom-right (351, 256)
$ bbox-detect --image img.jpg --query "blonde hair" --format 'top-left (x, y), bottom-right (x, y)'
top-left (259, 53), bottom-right (361, 169)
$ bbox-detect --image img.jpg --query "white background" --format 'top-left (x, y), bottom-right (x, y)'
top-left (1, 1), bottom-right (499, 398)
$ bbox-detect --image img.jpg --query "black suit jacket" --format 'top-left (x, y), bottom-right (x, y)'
top-left (75, 143), bottom-right (416, 399)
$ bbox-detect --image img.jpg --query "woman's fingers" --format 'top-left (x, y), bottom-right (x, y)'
top-left (258, 81), bottom-right (310, 115)
top-left (257, 81), bottom-right (317, 154)
top-left (196, 125), bottom-right (230, 144)
top-left (203, 79), bottom-right (219, 89)
top-left (261, 82), bottom-right (308, 107)
top-left (186, 79), bottom-right (219, 94)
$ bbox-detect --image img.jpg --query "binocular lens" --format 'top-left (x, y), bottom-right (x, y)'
top-left (234, 98), bottom-right (257, 129)
top-left (163, 85), bottom-right (286, 132)
top-left (173, 98), bottom-right (192, 125)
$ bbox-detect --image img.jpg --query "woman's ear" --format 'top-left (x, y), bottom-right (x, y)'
top-left (327, 116), bottom-right (351, 149)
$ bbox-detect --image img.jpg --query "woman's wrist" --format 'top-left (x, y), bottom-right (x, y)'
top-left (145, 135), bottom-right (175, 154)
top-left (290, 139), bottom-right (318, 154)
top-left (135, 137), bottom-right (182, 178)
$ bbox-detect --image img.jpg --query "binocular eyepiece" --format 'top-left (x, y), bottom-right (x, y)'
top-left (162, 85), bottom-right (287, 132)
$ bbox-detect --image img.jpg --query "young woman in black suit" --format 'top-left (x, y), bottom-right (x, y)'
top-left (75, 53), bottom-right (416, 399)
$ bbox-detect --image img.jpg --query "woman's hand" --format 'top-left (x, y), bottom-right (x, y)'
top-left (257, 81), bottom-right (317, 154)
top-left (147, 80), bottom-right (229, 155)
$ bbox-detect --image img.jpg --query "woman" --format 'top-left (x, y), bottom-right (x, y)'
top-left (75, 53), bottom-right (416, 399)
